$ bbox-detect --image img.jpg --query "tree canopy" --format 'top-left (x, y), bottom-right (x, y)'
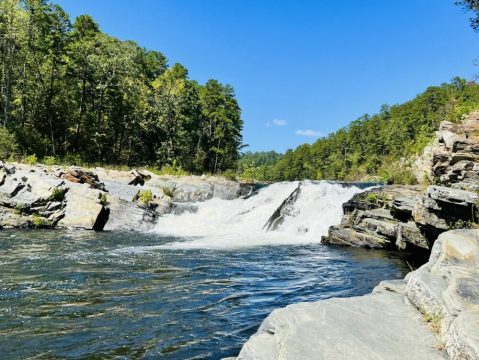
top-left (0, 0), bottom-right (243, 173)
top-left (241, 79), bottom-right (479, 183)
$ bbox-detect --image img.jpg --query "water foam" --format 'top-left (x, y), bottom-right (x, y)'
top-left (152, 181), bottom-right (364, 249)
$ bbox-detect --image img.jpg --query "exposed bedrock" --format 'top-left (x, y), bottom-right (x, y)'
top-left (263, 182), bottom-right (302, 231)
top-left (232, 229), bottom-right (479, 360)
top-left (0, 163), bottom-right (257, 231)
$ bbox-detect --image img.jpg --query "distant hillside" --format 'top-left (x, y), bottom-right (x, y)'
top-left (241, 78), bottom-right (479, 183)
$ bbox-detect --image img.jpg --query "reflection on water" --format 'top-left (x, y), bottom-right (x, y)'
top-left (0, 230), bottom-right (409, 359)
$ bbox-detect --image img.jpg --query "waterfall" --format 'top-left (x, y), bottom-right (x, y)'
top-left (152, 180), bottom-right (364, 249)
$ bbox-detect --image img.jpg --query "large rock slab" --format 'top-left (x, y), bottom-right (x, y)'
top-left (237, 291), bottom-right (445, 360)
top-left (406, 230), bottom-right (479, 360)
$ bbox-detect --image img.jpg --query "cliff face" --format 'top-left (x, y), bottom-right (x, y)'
top-left (323, 112), bottom-right (479, 255)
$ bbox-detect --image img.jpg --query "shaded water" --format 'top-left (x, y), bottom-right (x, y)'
top-left (0, 231), bottom-right (410, 359)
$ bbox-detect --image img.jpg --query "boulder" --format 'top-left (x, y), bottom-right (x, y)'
top-left (103, 196), bottom-right (157, 231)
top-left (60, 166), bottom-right (106, 191)
top-left (58, 182), bottom-right (109, 230)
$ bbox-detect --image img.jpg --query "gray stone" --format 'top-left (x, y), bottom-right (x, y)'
top-left (238, 292), bottom-right (445, 360)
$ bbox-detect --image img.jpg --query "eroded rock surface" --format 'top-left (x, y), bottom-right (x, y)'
top-left (234, 230), bottom-right (479, 360)
top-left (0, 163), bottom-right (257, 231)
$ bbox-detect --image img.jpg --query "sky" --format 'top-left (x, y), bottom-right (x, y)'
top-left (56, 0), bottom-right (479, 153)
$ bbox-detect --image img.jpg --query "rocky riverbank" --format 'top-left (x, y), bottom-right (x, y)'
top-left (0, 162), bottom-right (256, 231)
top-left (230, 113), bottom-right (479, 359)
top-left (233, 229), bottom-right (479, 360)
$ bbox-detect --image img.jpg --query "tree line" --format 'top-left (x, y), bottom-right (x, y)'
top-left (240, 79), bottom-right (479, 183)
top-left (0, 0), bottom-right (243, 173)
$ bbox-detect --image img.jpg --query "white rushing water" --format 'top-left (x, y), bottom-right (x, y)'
top-left (152, 180), bottom-right (365, 249)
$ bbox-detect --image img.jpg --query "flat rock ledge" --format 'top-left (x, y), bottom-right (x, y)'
top-left (230, 229), bottom-right (479, 360)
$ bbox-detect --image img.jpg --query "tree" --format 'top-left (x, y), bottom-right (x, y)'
top-left (456, 1), bottom-right (479, 31)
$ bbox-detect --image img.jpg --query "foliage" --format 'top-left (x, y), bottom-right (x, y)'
top-left (49, 187), bottom-right (65, 202)
top-left (14, 203), bottom-right (27, 215)
top-left (378, 161), bottom-right (417, 185)
top-left (100, 193), bottom-right (108, 206)
top-left (0, 127), bottom-right (18, 159)
top-left (31, 214), bottom-right (48, 228)
top-left (241, 80), bottom-right (479, 183)
top-left (42, 156), bottom-right (57, 166)
top-left (147, 161), bottom-right (189, 176)
top-left (456, 1), bottom-right (479, 31)
top-left (421, 307), bottom-right (443, 334)
top-left (24, 154), bottom-right (38, 165)
top-left (0, 1), bottom-right (243, 174)
top-left (138, 189), bottom-right (153, 205)
top-left (221, 169), bottom-right (237, 181)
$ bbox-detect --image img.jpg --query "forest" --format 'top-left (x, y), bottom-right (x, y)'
top-left (0, 0), bottom-right (243, 173)
top-left (239, 79), bottom-right (479, 183)
top-left (2, 0), bottom-right (479, 184)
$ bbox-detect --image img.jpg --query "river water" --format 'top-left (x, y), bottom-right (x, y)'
top-left (0, 181), bottom-right (410, 359)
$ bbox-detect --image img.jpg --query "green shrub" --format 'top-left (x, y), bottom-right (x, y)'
top-left (15, 203), bottom-right (28, 215)
top-left (379, 162), bottom-right (417, 185)
top-left (0, 127), bottom-right (18, 160)
top-left (25, 154), bottom-right (38, 165)
top-left (50, 187), bottom-right (66, 202)
top-left (100, 193), bottom-right (108, 206)
top-left (32, 214), bottom-right (48, 228)
top-left (42, 156), bottom-right (57, 166)
top-left (138, 189), bottom-right (153, 205)
top-left (62, 153), bottom-right (82, 166)
top-left (221, 169), bottom-right (237, 181)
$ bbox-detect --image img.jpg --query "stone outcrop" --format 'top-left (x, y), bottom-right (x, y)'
top-left (323, 185), bottom-right (431, 251)
top-left (406, 230), bottom-right (479, 360)
top-left (324, 113), bottom-right (479, 252)
top-left (323, 183), bottom-right (479, 253)
top-left (414, 110), bottom-right (479, 190)
top-left (233, 229), bottom-right (479, 360)
top-left (0, 162), bottom-right (256, 231)
top-left (263, 182), bottom-right (301, 231)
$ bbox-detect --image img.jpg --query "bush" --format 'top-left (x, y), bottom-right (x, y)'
top-left (25, 154), bottom-right (38, 165)
top-left (42, 156), bottom-right (57, 166)
top-left (0, 127), bottom-right (18, 160)
top-left (100, 193), bottom-right (108, 206)
top-left (50, 187), bottom-right (66, 202)
top-left (221, 169), bottom-right (237, 181)
top-left (379, 161), bottom-right (417, 185)
top-left (138, 189), bottom-right (153, 205)
top-left (32, 214), bottom-right (48, 228)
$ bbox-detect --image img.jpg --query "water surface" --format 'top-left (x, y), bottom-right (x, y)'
top-left (0, 231), bottom-right (410, 359)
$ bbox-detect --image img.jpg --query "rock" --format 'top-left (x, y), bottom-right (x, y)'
top-left (58, 183), bottom-right (109, 230)
top-left (426, 186), bottom-right (479, 207)
top-left (324, 226), bottom-right (391, 248)
top-left (406, 230), bottom-right (479, 360)
top-left (103, 196), bottom-right (157, 231)
top-left (61, 166), bottom-right (106, 191)
top-left (128, 169), bottom-right (151, 186)
top-left (391, 196), bottom-right (417, 221)
top-left (263, 183), bottom-right (301, 231)
top-left (324, 185), bottom-right (429, 251)
top-left (237, 292), bottom-right (445, 360)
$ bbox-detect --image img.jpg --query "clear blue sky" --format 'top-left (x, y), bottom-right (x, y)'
top-left (56, 0), bottom-right (479, 153)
